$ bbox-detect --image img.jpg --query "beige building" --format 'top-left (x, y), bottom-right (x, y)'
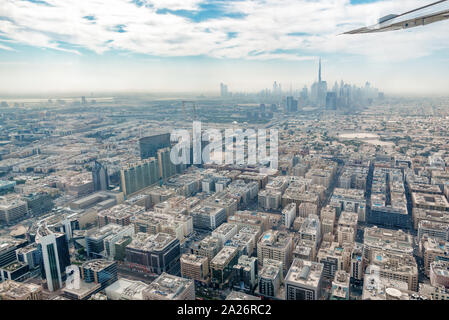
top-left (317, 242), bottom-right (353, 278)
top-left (337, 225), bottom-right (355, 246)
top-left (363, 226), bottom-right (414, 261)
top-left (320, 205), bottom-right (336, 235)
top-left (420, 237), bottom-right (449, 276)
top-left (143, 273), bottom-right (195, 300)
top-left (0, 280), bottom-right (42, 300)
top-left (419, 283), bottom-right (449, 300)
top-left (191, 235), bottom-right (222, 263)
top-left (97, 203), bottom-right (145, 227)
top-left (298, 202), bottom-right (318, 218)
top-left (257, 230), bottom-right (293, 274)
top-left (180, 253), bottom-right (209, 283)
top-left (412, 192), bottom-right (449, 212)
top-left (369, 250), bottom-right (419, 291)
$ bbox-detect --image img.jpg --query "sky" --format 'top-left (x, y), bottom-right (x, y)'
top-left (0, 0), bottom-right (448, 96)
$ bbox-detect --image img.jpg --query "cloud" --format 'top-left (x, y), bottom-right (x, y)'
top-left (0, 43), bottom-right (15, 51)
top-left (0, 0), bottom-right (447, 61)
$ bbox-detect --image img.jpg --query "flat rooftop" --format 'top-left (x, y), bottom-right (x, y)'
top-left (81, 259), bottom-right (116, 272)
top-left (285, 258), bottom-right (323, 289)
top-left (127, 232), bottom-right (176, 252)
top-left (143, 273), bottom-right (193, 300)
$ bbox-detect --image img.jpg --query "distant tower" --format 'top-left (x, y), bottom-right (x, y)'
top-left (220, 83), bottom-right (229, 97)
top-left (318, 58), bottom-right (322, 83)
top-left (92, 161), bottom-right (109, 191)
top-left (157, 147), bottom-right (177, 180)
top-left (314, 57), bottom-right (327, 108)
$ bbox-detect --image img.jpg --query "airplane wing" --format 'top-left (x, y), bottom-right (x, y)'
top-left (343, 0), bottom-right (449, 34)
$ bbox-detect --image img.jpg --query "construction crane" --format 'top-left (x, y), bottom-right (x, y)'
top-left (181, 101), bottom-right (197, 121)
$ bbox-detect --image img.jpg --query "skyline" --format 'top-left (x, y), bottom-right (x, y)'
top-left (0, 0), bottom-right (449, 95)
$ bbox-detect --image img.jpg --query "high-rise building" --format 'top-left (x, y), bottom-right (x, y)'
top-left (220, 83), bottom-right (229, 97)
top-left (326, 92), bottom-right (337, 110)
top-left (363, 226), bottom-right (414, 261)
top-left (120, 158), bottom-right (160, 196)
top-left (139, 133), bottom-right (171, 160)
top-left (285, 96), bottom-right (298, 112)
top-left (418, 220), bottom-right (449, 241)
top-left (35, 226), bottom-right (70, 292)
top-left (92, 161), bottom-right (109, 191)
top-left (311, 58), bottom-right (327, 108)
top-left (300, 86), bottom-right (308, 103)
top-left (157, 147), bottom-right (176, 180)
top-left (0, 260), bottom-right (30, 282)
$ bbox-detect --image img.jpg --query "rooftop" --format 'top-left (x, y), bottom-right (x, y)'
top-left (97, 203), bottom-right (145, 219)
top-left (226, 291), bottom-right (261, 300)
top-left (143, 273), bottom-right (193, 300)
top-left (285, 258), bottom-right (323, 289)
top-left (81, 259), bottom-right (116, 272)
top-left (210, 246), bottom-right (238, 268)
top-left (127, 232), bottom-right (177, 252)
top-left (180, 253), bottom-right (208, 266)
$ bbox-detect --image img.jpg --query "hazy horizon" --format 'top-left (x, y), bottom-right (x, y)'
top-left (1, 0), bottom-right (449, 96)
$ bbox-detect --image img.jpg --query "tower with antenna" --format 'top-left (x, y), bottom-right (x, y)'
top-left (318, 58), bottom-right (322, 83)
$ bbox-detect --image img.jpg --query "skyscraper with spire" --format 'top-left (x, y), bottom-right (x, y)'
top-left (311, 58), bottom-right (327, 108)
top-left (319, 58), bottom-right (322, 83)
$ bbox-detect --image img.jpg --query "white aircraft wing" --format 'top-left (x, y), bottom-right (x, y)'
top-left (343, 0), bottom-right (449, 34)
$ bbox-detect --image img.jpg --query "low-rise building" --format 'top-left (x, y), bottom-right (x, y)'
top-left (0, 280), bottom-right (42, 300)
top-left (180, 253), bottom-right (209, 283)
top-left (143, 273), bottom-right (195, 300)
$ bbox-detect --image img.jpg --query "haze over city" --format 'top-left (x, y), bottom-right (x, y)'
top-left (0, 0), bottom-right (449, 95)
